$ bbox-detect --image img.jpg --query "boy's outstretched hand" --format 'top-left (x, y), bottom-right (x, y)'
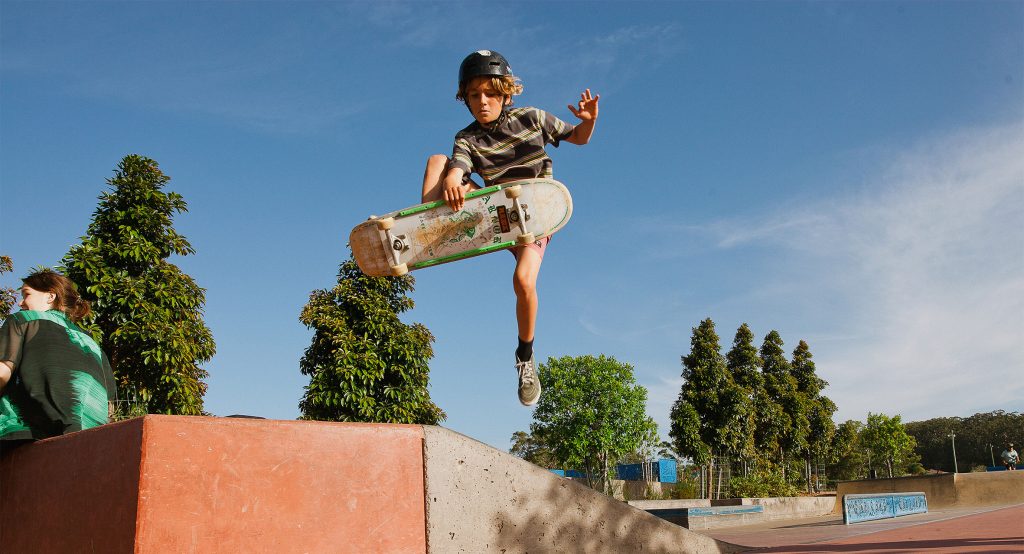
top-left (568, 89), bottom-right (600, 121)
top-left (566, 89), bottom-right (599, 145)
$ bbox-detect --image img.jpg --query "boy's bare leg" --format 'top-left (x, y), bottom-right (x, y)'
top-left (421, 154), bottom-right (449, 203)
top-left (513, 245), bottom-right (543, 405)
top-left (513, 246), bottom-right (543, 345)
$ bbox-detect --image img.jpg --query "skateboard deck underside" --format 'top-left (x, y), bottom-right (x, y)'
top-left (351, 179), bottom-right (573, 276)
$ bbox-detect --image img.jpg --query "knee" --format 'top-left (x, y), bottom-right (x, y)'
top-left (513, 271), bottom-right (537, 297)
top-left (427, 154), bottom-right (449, 171)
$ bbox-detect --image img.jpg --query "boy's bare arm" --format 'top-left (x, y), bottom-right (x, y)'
top-left (566, 89), bottom-right (600, 145)
top-left (442, 167), bottom-right (472, 211)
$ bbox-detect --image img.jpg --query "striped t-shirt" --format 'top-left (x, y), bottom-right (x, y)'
top-left (449, 107), bottom-right (575, 187)
top-left (0, 310), bottom-right (116, 441)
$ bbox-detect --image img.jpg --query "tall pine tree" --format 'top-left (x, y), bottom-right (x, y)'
top-left (298, 257), bottom-right (444, 424)
top-left (725, 323), bottom-right (763, 468)
top-left (62, 155), bottom-right (214, 414)
top-left (671, 318), bottom-right (747, 497)
top-left (758, 330), bottom-right (808, 476)
top-left (791, 340), bottom-right (836, 491)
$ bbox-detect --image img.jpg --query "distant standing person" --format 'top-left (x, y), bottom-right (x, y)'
top-left (0, 269), bottom-right (116, 443)
top-left (1001, 443), bottom-right (1019, 470)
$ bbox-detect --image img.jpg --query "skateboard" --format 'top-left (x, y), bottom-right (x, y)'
top-left (350, 178), bottom-right (573, 277)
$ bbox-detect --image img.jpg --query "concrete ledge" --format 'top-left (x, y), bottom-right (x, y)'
top-left (3, 416), bottom-right (744, 553)
top-left (644, 505), bottom-right (765, 530)
top-left (713, 496), bottom-right (837, 519)
top-left (843, 492), bottom-right (927, 524)
top-left (631, 496), bottom-right (836, 523)
top-left (629, 499), bottom-right (712, 511)
top-left (835, 471), bottom-right (1024, 511)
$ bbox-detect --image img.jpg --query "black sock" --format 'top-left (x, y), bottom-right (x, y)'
top-left (516, 338), bottom-right (534, 361)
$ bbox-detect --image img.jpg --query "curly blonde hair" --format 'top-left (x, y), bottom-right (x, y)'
top-left (456, 75), bottom-right (524, 104)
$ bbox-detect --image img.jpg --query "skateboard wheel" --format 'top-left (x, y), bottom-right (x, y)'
top-left (516, 233), bottom-right (535, 246)
top-left (390, 263), bottom-right (408, 276)
top-left (376, 217), bottom-right (395, 231)
top-left (504, 185), bottom-right (522, 199)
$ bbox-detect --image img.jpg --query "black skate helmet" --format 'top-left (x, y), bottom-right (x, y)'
top-left (458, 50), bottom-right (513, 87)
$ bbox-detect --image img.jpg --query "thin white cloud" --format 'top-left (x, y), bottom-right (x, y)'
top-left (706, 122), bottom-right (1024, 421)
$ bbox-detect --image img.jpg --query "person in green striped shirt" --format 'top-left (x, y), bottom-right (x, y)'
top-left (0, 270), bottom-right (116, 443)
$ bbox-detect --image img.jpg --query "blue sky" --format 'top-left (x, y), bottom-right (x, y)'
top-left (2, 1), bottom-right (1021, 452)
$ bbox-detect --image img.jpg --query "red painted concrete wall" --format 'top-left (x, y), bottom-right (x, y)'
top-left (2, 416), bottom-right (428, 553)
top-left (1, 417), bottom-right (144, 552)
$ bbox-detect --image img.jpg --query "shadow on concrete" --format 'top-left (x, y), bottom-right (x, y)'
top-left (486, 472), bottom-right (741, 553)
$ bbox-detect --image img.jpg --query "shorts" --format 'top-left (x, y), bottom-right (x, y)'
top-left (511, 235), bottom-right (551, 261)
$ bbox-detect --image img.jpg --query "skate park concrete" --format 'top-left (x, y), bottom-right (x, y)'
top-left (700, 503), bottom-right (1024, 552)
top-left (0, 415), bottom-right (742, 553)
top-left (699, 472), bottom-right (1024, 552)
top-left (834, 470), bottom-right (1024, 510)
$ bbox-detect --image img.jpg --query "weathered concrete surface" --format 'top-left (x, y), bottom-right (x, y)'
top-left (714, 496), bottom-right (837, 520)
top-left (3, 416), bottom-right (742, 553)
top-left (629, 499), bottom-right (714, 510)
top-left (700, 504), bottom-right (1024, 551)
top-left (835, 471), bottom-right (1024, 511)
top-left (680, 506), bottom-right (766, 530)
top-left (0, 417), bottom-right (144, 552)
top-left (629, 497), bottom-right (835, 529)
top-left (2, 416), bottom-right (429, 553)
top-left (133, 416), bottom-right (428, 553)
top-left (608, 478), bottom-right (676, 501)
top-left (423, 426), bottom-right (743, 553)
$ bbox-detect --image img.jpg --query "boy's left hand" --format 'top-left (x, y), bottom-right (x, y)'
top-left (568, 89), bottom-right (600, 121)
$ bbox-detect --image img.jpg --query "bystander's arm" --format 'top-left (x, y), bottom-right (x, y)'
top-left (0, 360), bottom-right (13, 392)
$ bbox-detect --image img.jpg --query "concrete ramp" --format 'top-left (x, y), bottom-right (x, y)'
top-left (1, 415), bottom-right (740, 553)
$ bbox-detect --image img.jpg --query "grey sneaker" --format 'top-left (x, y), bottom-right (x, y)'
top-left (515, 354), bottom-right (541, 406)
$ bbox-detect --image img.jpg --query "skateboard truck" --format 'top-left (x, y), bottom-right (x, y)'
top-left (373, 217), bottom-right (409, 276)
top-left (503, 185), bottom-right (535, 245)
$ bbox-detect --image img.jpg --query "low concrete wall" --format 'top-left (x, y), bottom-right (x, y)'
top-left (1, 416), bottom-right (429, 553)
top-left (842, 492), bottom-right (927, 524)
top-left (3, 416), bottom-right (744, 554)
top-left (629, 499), bottom-right (713, 511)
top-left (835, 471), bottom-right (1024, 511)
top-left (571, 477), bottom-right (677, 501)
top-left (0, 418), bottom-right (144, 552)
top-left (713, 496), bottom-right (837, 520)
top-left (682, 506), bottom-right (765, 530)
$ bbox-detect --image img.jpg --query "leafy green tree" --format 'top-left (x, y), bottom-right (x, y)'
top-left (862, 412), bottom-right (917, 478)
top-left (532, 354), bottom-right (659, 494)
top-left (791, 340), bottom-right (837, 491)
top-left (670, 319), bottom-right (749, 497)
top-left (1, 256), bottom-right (15, 321)
top-left (902, 415), bottom-right (960, 472)
top-left (509, 429), bottom-right (559, 469)
top-left (298, 257), bottom-right (444, 424)
top-left (62, 155), bottom-right (214, 415)
top-left (725, 323), bottom-right (763, 466)
top-left (829, 420), bottom-right (866, 481)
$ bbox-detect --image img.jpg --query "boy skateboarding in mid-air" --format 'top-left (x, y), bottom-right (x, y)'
top-left (420, 50), bottom-right (599, 406)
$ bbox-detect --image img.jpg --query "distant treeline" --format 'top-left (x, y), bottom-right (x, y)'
top-left (905, 411), bottom-right (1022, 472)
